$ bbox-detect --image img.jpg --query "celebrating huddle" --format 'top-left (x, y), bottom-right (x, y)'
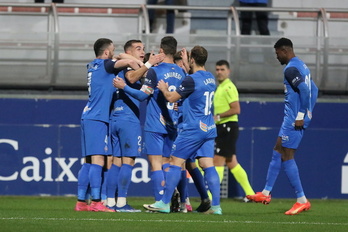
top-left (75, 36), bottom-right (318, 216)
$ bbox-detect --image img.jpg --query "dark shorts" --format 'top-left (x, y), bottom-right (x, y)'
top-left (214, 121), bottom-right (239, 158)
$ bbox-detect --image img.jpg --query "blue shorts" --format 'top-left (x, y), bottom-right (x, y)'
top-left (172, 133), bottom-right (215, 160)
top-left (278, 122), bottom-right (304, 149)
top-left (110, 119), bottom-right (142, 158)
top-left (81, 119), bottom-right (111, 157)
top-left (144, 131), bottom-right (175, 157)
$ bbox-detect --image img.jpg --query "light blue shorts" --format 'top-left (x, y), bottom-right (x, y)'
top-left (81, 119), bottom-right (111, 157)
top-left (110, 119), bottom-right (142, 157)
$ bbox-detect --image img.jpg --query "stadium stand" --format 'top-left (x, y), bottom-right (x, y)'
top-left (0, 1), bottom-right (347, 94)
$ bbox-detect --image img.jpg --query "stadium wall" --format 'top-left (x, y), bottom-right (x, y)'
top-left (0, 97), bottom-right (347, 199)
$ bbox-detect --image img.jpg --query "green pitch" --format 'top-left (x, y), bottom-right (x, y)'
top-left (0, 196), bottom-right (347, 232)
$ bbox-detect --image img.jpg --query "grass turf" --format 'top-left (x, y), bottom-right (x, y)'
top-left (0, 196), bottom-right (347, 232)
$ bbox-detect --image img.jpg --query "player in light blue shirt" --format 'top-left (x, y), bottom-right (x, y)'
top-left (75, 38), bottom-right (138, 212)
top-left (113, 36), bottom-right (186, 202)
top-left (106, 39), bottom-right (164, 212)
top-left (246, 37), bottom-right (318, 215)
top-left (144, 45), bottom-right (222, 215)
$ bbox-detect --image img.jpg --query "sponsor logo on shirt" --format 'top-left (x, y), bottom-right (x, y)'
top-left (200, 121), bottom-right (216, 132)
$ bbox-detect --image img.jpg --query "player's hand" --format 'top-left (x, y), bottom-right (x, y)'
top-left (157, 79), bottom-right (168, 92)
top-left (148, 52), bottom-right (165, 66)
top-left (294, 119), bottom-right (304, 130)
top-left (113, 77), bottom-right (126, 89)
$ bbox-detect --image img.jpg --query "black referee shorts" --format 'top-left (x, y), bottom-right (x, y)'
top-left (214, 121), bottom-right (239, 158)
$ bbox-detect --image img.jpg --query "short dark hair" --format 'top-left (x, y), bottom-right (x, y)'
top-left (94, 38), bottom-right (113, 57)
top-left (124, 39), bottom-right (142, 52)
top-left (143, 52), bottom-right (151, 63)
top-left (190, 45), bottom-right (208, 67)
top-left (173, 51), bottom-right (182, 62)
top-left (274, 37), bottom-right (293, 49)
top-left (160, 36), bottom-right (177, 56)
top-left (215, 60), bottom-right (230, 69)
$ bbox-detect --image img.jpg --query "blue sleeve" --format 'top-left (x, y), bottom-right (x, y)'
top-left (123, 85), bottom-right (149, 102)
top-left (144, 68), bottom-right (157, 89)
top-left (177, 76), bottom-right (195, 99)
top-left (297, 82), bottom-right (310, 114)
top-left (104, 59), bottom-right (123, 75)
top-left (284, 67), bottom-right (305, 91)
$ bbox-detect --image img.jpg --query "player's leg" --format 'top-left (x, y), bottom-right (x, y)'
top-left (198, 139), bottom-right (222, 215)
top-left (144, 135), bottom-right (198, 213)
top-left (145, 131), bottom-right (166, 201)
top-left (84, 120), bottom-right (114, 212)
top-left (246, 136), bottom-right (282, 204)
top-left (281, 129), bottom-right (310, 215)
top-left (186, 159), bottom-right (211, 212)
top-left (75, 120), bottom-right (90, 211)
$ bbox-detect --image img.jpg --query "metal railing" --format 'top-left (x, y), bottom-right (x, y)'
top-left (0, 3), bottom-right (347, 94)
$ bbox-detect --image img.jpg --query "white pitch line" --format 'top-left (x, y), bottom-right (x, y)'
top-left (1, 217), bottom-right (348, 226)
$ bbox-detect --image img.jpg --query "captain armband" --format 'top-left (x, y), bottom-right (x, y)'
top-left (140, 85), bottom-right (154, 95)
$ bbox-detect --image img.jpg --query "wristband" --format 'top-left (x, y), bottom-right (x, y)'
top-left (216, 114), bottom-right (221, 121)
top-left (144, 61), bottom-right (152, 69)
top-left (296, 112), bottom-right (305, 120)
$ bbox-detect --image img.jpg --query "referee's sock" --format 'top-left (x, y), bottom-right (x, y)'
top-left (231, 164), bottom-right (255, 196)
top-left (215, 166), bottom-right (225, 183)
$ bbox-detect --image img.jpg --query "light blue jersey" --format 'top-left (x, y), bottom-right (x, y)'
top-left (177, 71), bottom-right (217, 139)
top-left (143, 63), bottom-right (185, 134)
top-left (111, 69), bottom-right (142, 122)
top-left (283, 57), bottom-right (318, 129)
top-left (171, 70), bottom-right (217, 160)
top-left (110, 69), bottom-right (142, 157)
top-left (81, 59), bottom-right (120, 123)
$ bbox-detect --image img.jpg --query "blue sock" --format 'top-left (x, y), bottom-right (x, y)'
top-left (283, 159), bottom-right (305, 198)
top-left (264, 150), bottom-right (282, 192)
top-left (101, 168), bottom-right (108, 201)
top-left (106, 164), bottom-right (120, 199)
top-left (118, 164), bottom-right (133, 198)
top-left (189, 167), bottom-right (209, 200)
top-left (77, 163), bottom-right (90, 201)
top-left (177, 170), bottom-right (188, 202)
top-left (151, 170), bottom-right (165, 201)
top-left (161, 165), bottom-right (182, 204)
top-left (203, 166), bottom-right (220, 206)
top-left (89, 164), bottom-right (103, 200)
top-left (162, 163), bottom-right (170, 180)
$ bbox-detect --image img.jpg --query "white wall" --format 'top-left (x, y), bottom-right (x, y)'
top-left (273, 0), bottom-right (347, 8)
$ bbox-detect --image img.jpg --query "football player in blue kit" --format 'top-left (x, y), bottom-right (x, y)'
top-left (246, 37), bottom-right (318, 215)
top-left (113, 36), bottom-right (186, 203)
top-left (106, 39), bottom-right (164, 212)
top-left (144, 45), bottom-right (222, 215)
top-left (74, 38), bottom-right (139, 212)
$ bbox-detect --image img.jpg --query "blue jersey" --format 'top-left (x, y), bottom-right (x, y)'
top-left (176, 70), bottom-right (217, 139)
top-left (283, 57), bottom-right (318, 129)
top-left (143, 63), bottom-right (185, 134)
top-left (81, 59), bottom-right (120, 123)
top-left (111, 69), bottom-right (142, 123)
